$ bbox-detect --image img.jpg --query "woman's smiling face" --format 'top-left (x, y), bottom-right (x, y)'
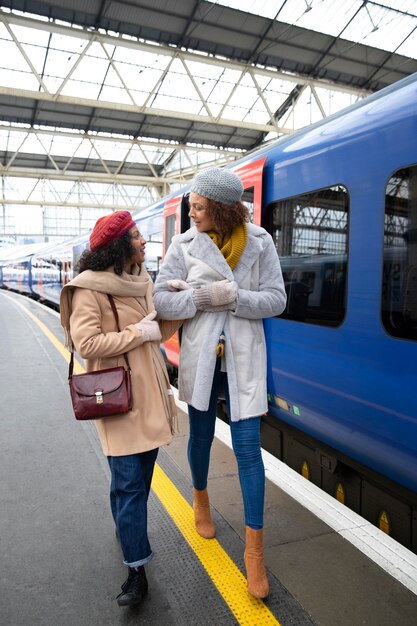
top-left (128, 225), bottom-right (146, 265)
top-left (188, 192), bottom-right (215, 233)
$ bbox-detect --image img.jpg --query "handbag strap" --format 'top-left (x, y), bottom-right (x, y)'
top-left (107, 294), bottom-right (131, 371)
top-left (68, 293), bottom-right (131, 380)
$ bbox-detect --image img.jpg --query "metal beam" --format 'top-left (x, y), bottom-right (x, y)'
top-left (0, 11), bottom-right (370, 99)
top-left (0, 167), bottom-right (184, 186)
top-left (0, 198), bottom-right (144, 210)
top-left (0, 86), bottom-right (282, 134)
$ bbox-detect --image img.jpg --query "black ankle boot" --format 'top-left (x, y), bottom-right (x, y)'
top-left (117, 566), bottom-right (148, 607)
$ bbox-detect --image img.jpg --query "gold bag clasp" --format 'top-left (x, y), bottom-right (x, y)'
top-left (95, 391), bottom-right (104, 404)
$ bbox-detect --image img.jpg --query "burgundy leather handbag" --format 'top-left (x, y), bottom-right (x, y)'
top-left (68, 295), bottom-right (132, 420)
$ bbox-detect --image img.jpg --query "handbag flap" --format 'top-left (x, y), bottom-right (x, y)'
top-left (70, 367), bottom-right (126, 397)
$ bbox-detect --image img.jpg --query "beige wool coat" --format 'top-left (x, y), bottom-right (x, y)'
top-left (61, 267), bottom-right (179, 457)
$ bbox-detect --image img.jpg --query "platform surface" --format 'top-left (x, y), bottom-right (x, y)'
top-left (1, 289), bottom-right (417, 626)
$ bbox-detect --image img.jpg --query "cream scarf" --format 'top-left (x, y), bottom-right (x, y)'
top-left (60, 264), bottom-right (151, 350)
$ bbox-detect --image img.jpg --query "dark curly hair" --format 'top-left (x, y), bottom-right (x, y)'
top-left (205, 199), bottom-right (249, 236)
top-left (77, 231), bottom-right (135, 275)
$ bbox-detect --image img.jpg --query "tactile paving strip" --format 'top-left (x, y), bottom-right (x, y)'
top-left (154, 448), bottom-right (316, 626)
top-left (82, 413), bottom-right (315, 625)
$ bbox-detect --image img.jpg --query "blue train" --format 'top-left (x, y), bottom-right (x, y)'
top-left (1, 72), bottom-right (416, 553)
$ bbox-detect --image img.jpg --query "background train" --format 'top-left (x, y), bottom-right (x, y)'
top-left (1, 72), bottom-right (416, 553)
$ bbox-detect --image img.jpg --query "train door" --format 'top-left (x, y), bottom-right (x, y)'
top-left (160, 160), bottom-right (266, 374)
top-left (161, 156), bottom-right (266, 251)
top-left (161, 194), bottom-right (189, 371)
top-left (162, 194), bottom-right (191, 257)
top-left (163, 196), bottom-right (180, 257)
top-left (233, 156), bottom-right (266, 226)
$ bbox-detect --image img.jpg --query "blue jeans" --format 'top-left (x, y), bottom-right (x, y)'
top-left (108, 449), bottom-right (158, 567)
top-left (188, 364), bottom-right (265, 529)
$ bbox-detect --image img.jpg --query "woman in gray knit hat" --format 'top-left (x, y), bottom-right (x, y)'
top-left (153, 167), bottom-right (286, 599)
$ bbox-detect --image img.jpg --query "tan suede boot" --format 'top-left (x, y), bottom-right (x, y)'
top-left (193, 488), bottom-right (215, 539)
top-left (244, 526), bottom-right (269, 599)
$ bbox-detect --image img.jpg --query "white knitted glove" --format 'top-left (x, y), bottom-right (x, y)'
top-left (192, 280), bottom-right (237, 310)
top-left (134, 311), bottom-right (162, 342)
top-left (167, 279), bottom-right (191, 291)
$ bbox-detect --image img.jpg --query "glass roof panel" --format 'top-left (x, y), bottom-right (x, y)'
top-left (153, 94), bottom-right (203, 115)
top-left (42, 51), bottom-right (82, 91)
top-left (12, 22), bottom-right (51, 46)
top-left (61, 78), bottom-right (101, 99)
top-left (69, 53), bottom-right (109, 84)
top-left (111, 45), bottom-right (171, 70)
top-left (217, 0), bottom-right (417, 59)
top-left (129, 69), bottom-right (165, 94)
top-left (0, 39), bottom-right (30, 73)
top-left (48, 31), bottom-right (89, 54)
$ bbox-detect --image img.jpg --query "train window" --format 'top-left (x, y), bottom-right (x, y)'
top-left (180, 193), bottom-right (191, 233)
top-left (382, 165), bottom-right (417, 341)
top-left (270, 185), bottom-right (349, 326)
top-left (242, 187), bottom-right (254, 221)
top-left (164, 214), bottom-right (176, 254)
top-left (73, 242), bottom-right (88, 276)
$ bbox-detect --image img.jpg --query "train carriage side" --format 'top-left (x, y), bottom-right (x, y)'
top-left (0, 245), bottom-right (19, 287)
top-left (156, 72), bottom-right (417, 553)
top-left (259, 74), bottom-right (417, 550)
top-left (32, 204), bottom-right (165, 308)
top-left (131, 201), bottom-right (165, 281)
top-left (1, 243), bottom-right (53, 296)
top-left (31, 239), bottom-right (76, 307)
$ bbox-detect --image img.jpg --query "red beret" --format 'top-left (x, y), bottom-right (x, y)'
top-left (89, 211), bottom-right (136, 251)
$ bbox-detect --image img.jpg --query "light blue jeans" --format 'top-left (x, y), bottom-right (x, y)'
top-left (187, 362), bottom-right (265, 529)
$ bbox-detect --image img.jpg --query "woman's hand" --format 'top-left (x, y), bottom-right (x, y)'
top-left (167, 279), bottom-right (191, 291)
top-left (192, 280), bottom-right (237, 310)
top-left (134, 311), bottom-right (162, 342)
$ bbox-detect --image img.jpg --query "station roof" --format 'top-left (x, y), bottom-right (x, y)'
top-left (4, 0), bottom-right (417, 90)
top-left (0, 0), bottom-right (417, 150)
top-left (1, 0), bottom-right (417, 197)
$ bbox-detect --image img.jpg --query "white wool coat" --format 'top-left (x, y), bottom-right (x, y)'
top-left (153, 223), bottom-right (287, 421)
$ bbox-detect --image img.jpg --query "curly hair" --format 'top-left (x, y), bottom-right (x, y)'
top-left (77, 231), bottom-right (135, 275)
top-left (205, 199), bottom-right (249, 236)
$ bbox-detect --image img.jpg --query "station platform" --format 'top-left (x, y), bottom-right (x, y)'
top-left (1, 289), bottom-right (417, 626)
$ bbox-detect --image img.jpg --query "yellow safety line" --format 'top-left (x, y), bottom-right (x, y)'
top-left (5, 294), bottom-right (84, 373)
top-left (6, 293), bottom-right (280, 625)
top-left (153, 464), bottom-right (280, 625)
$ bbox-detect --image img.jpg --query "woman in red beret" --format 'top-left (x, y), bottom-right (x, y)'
top-left (60, 211), bottom-right (178, 607)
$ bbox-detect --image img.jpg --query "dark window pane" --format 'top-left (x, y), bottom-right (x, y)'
top-left (164, 214), bottom-right (176, 254)
top-left (270, 186), bottom-right (349, 326)
top-left (242, 186), bottom-right (254, 221)
top-left (382, 165), bottom-right (417, 341)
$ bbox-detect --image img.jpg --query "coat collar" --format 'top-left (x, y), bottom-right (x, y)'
top-left (233, 232), bottom-right (262, 283)
top-left (186, 227), bottom-right (263, 282)
top-left (112, 294), bottom-right (149, 318)
top-left (187, 231), bottom-right (234, 280)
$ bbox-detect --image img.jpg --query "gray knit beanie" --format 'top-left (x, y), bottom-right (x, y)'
top-left (190, 168), bottom-right (244, 204)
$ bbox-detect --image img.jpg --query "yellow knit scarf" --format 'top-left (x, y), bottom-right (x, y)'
top-left (207, 221), bottom-right (247, 356)
top-left (207, 221), bottom-right (247, 270)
